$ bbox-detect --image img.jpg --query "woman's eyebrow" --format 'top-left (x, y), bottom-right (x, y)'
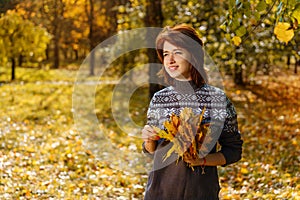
top-left (163, 48), bottom-right (182, 52)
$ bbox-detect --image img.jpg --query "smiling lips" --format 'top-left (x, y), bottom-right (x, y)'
top-left (168, 65), bottom-right (179, 71)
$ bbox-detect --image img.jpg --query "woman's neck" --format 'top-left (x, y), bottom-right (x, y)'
top-left (172, 79), bottom-right (198, 94)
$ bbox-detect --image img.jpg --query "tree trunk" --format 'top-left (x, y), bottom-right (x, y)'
top-left (11, 58), bottom-right (16, 81)
top-left (53, 29), bottom-right (60, 69)
top-left (287, 54), bottom-right (291, 69)
top-left (90, 50), bottom-right (95, 76)
top-left (104, 0), bottom-right (118, 37)
top-left (234, 47), bottom-right (244, 85)
top-left (74, 49), bottom-right (79, 60)
top-left (295, 59), bottom-right (299, 74)
top-left (234, 64), bottom-right (243, 85)
top-left (53, 0), bottom-right (60, 69)
top-left (144, 0), bottom-right (164, 99)
top-left (87, 0), bottom-right (95, 76)
top-left (46, 44), bottom-right (50, 61)
top-left (19, 55), bottom-right (23, 67)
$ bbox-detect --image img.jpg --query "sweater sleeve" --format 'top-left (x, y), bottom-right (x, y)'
top-left (142, 141), bottom-right (155, 158)
top-left (142, 94), bottom-right (159, 158)
top-left (145, 93), bottom-right (160, 127)
top-left (218, 97), bottom-right (243, 166)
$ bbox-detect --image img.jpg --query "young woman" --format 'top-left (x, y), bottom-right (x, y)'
top-left (142, 24), bottom-right (243, 200)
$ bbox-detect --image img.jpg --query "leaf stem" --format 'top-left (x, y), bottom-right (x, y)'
top-left (243, 0), bottom-right (278, 43)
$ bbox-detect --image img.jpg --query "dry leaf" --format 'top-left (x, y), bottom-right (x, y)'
top-left (274, 22), bottom-right (294, 44)
top-left (153, 107), bottom-right (209, 166)
top-left (232, 36), bottom-right (242, 46)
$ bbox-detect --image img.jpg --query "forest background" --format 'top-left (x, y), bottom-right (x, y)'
top-left (0, 0), bottom-right (299, 199)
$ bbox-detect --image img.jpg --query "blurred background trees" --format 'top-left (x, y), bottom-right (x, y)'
top-left (0, 1), bottom-right (299, 198)
top-left (0, 11), bottom-right (50, 80)
top-left (0, 0), bottom-right (299, 84)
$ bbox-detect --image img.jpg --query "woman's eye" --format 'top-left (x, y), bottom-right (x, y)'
top-left (163, 53), bottom-right (169, 57)
top-left (174, 51), bottom-right (183, 55)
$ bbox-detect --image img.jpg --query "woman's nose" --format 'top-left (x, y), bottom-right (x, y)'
top-left (169, 53), bottom-right (175, 63)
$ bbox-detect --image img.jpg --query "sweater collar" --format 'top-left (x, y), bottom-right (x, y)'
top-left (172, 79), bottom-right (198, 94)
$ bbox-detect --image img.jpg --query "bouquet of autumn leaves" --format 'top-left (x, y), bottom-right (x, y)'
top-left (152, 107), bottom-right (211, 167)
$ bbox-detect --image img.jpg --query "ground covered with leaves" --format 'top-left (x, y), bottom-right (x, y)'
top-left (220, 73), bottom-right (300, 199)
top-left (0, 68), bottom-right (299, 199)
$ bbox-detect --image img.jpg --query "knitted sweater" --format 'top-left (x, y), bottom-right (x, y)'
top-left (143, 81), bottom-right (243, 200)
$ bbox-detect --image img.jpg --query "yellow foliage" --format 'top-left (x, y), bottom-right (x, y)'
top-left (266, 0), bottom-right (273, 4)
top-left (240, 167), bottom-right (249, 174)
top-left (232, 36), bottom-right (242, 46)
top-left (0, 69), bottom-right (299, 198)
top-left (274, 22), bottom-right (294, 44)
top-left (153, 107), bottom-right (209, 166)
top-left (292, 5), bottom-right (300, 23)
top-left (163, 121), bottom-right (177, 136)
top-left (153, 126), bottom-right (174, 141)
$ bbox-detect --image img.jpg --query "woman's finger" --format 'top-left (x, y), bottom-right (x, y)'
top-left (142, 125), bottom-right (159, 141)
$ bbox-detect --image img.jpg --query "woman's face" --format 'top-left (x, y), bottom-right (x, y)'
top-left (163, 41), bottom-right (192, 81)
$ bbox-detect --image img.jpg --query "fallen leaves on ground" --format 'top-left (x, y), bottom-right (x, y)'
top-left (0, 69), bottom-right (299, 199)
top-left (220, 74), bottom-right (300, 199)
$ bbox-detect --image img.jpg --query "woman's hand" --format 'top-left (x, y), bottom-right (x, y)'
top-left (142, 125), bottom-right (160, 142)
top-left (184, 152), bottom-right (226, 167)
top-left (183, 154), bottom-right (204, 166)
top-left (142, 125), bottom-right (159, 153)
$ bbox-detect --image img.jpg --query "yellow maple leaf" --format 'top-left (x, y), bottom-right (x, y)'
top-left (153, 126), bottom-right (174, 141)
top-left (198, 107), bottom-right (206, 125)
top-left (266, 0), bottom-right (272, 4)
top-left (274, 22), bottom-right (294, 44)
top-left (170, 114), bottom-right (180, 128)
top-left (232, 36), bottom-right (242, 46)
top-left (179, 107), bottom-right (193, 121)
top-left (163, 144), bottom-right (177, 161)
top-left (164, 120), bottom-right (178, 136)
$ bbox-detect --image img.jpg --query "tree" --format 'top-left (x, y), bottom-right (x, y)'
top-left (223, 0), bottom-right (300, 45)
top-left (161, 0), bottom-right (300, 85)
top-left (15, 0), bottom-right (66, 69)
top-left (161, 0), bottom-right (236, 82)
top-left (0, 11), bottom-right (51, 80)
top-left (13, 0), bottom-right (118, 70)
top-left (221, 0), bottom-right (300, 83)
top-left (86, 0), bottom-right (96, 75)
top-left (84, 0), bottom-right (120, 75)
top-left (144, 0), bottom-right (164, 99)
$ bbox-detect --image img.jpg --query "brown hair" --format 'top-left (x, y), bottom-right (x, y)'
top-left (156, 24), bottom-right (208, 87)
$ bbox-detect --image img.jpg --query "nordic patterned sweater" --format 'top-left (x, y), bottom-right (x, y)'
top-left (143, 80), bottom-right (243, 200)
